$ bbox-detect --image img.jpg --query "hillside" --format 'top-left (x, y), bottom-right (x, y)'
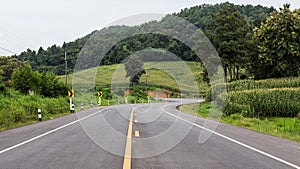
top-left (59, 61), bottom-right (209, 95)
top-left (14, 3), bottom-right (275, 75)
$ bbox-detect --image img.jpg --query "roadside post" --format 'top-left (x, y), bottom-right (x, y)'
top-left (38, 109), bottom-right (42, 122)
top-left (80, 103), bottom-right (83, 110)
top-left (125, 94), bottom-right (128, 104)
top-left (71, 103), bottom-right (75, 113)
top-left (147, 95), bottom-right (150, 103)
top-left (68, 89), bottom-right (74, 113)
top-left (98, 91), bottom-right (102, 106)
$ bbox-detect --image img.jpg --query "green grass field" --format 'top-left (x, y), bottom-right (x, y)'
top-left (60, 61), bottom-right (209, 95)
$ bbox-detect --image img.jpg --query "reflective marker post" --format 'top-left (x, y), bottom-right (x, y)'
top-left (38, 109), bottom-right (42, 122)
top-left (97, 91), bottom-right (103, 106)
top-left (68, 89), bottom-right (74, 113)
top-left (70, 97), bottom-right (74, 113)
top-left (98, 97), bottom-right (101, 106)
top-left (70, 103), bottom-right (75, 113)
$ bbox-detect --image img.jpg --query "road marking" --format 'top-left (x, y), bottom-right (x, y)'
top-left (161, 105), bottom-right (300, 169)
top-left (0, 107), bottom-right (112, 154)
top-left (123, 107), bottom-right (137, 169)
top-left (135, 130), bottom-right (140, 137)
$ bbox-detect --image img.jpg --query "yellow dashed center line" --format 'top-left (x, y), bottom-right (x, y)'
top-left (134, 130), bottom-right (140, 137)
top-left (123, 107), bottom-right (137, 169)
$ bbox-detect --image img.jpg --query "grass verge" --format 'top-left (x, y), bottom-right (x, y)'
top-left (179, 102), bottom-right (300, 142)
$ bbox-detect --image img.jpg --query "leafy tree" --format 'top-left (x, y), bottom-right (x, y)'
top-left (40, 72), bottom-right (68, 97)
top-left (209, 5), bottom-right (252, 81)
top-left (253, 4), bottom-right (300, 78)
top-left (40, 72), bottom-right (59, 97)
top-left (0, 56), bottom-right (22, 86)
top-left (11, 64), bottom-right (42, 94)
top-left (124, 55), bottom-right (146, 85)
top-left (0, 69), bottom-right (5, 92)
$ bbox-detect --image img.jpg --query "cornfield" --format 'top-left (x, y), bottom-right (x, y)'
top-left (212, 77), bottom-right (300, 118)
top-left (226, 77), bottom-right (300, 92)
top-left (224, 88), bottom-right (300, 117)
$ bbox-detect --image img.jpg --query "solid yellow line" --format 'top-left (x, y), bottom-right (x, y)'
top-left (123, 107), bottom-right (136, 169)
top-left (134, 130), bottom-right (140, 137)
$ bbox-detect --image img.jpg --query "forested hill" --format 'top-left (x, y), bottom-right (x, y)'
top-left (14, 2), bottom-right (275, 75)
top-left (176, 3), bottom-right (275, 30)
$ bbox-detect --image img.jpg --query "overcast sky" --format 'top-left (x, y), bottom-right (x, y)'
top-left (0, 0), bottom-right (299, 56)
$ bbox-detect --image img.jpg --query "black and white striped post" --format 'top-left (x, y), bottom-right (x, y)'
top-left (69, 97), bottom-right (74, 113)
top-left (70, 103), bottom-right (75, 113)
top-left (38, 109), bottom-right (42, 122)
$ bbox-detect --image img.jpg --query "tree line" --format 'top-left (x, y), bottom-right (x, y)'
top-left (12, 3), bottom-right (282, 80)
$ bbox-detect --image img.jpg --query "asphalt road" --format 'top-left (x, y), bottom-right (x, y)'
top-left (0, 99), bottom-right (299, 169)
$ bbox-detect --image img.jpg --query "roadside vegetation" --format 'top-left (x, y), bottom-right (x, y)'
top-left (0, 89), bottom-right (69, 131)
top-left (0, 2), bottom-right (299, 144)
top-left (0, 57), bottom-right (70, 131)
top-left (180, 77), bottom-right (300, 142)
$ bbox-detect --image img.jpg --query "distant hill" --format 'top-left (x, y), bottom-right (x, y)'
top-left (14, 2), bottom-right (275, 75)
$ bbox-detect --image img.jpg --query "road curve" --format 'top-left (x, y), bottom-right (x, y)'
top-left (0, 99), bottom-right (299, 169)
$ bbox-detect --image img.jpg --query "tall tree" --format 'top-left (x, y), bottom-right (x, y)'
top-left (11, 64), bottom-right (42, 94)
top-left (253, 4), bottom-right (300, 78)
top-left (124, 55), bottom-right (146, 85)
top-left (209, 5), bottom-right (252, 81)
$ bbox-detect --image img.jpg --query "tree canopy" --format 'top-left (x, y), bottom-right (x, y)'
top-left (0, 56), bottom-right (23, 86)
top-left (11, 64), bottom-right (42, 94)
top-left (253, 4), bottom-right (300, 79)
top-left (208, 5), bottom-right (252, 81)
top-left (124, 55), bottom-right (146, 85)
top-left (11, 64), bottom-right (67, 97)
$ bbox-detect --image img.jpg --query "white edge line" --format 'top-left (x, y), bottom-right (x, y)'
top-left (0, 107), bottom-right (112, 154)
top-left (161, 105), bottom-right (300, 169)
